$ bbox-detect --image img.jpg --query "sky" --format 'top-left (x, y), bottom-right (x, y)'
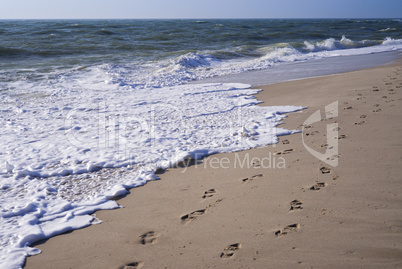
top-left (0, 0), bottom-right (401, 19)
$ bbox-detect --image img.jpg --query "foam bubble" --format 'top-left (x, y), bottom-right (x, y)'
top-left (0, 81), bottom-right (304, 268)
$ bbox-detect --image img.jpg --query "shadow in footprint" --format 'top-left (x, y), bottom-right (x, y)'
top-left (275, 223), bottom-right (300, 237)
top-left (336, 134), bottom-right (347, 140)
top-left (327, 154), bottom-right (340, 161)
top-left (242, 174), bottom-right (263, 183)
top-left (202, 189), bottom-right (217, 199)
top-left (321, 143), bottom-right (334, 150)
top-left (320, 166), bottom-right (331, 174)
top-left (140, 231), bottom-right (159, 245)
top-left (252, 159), bottom-right (261, 167)
top-left (220, 243), bottom-right (241, 258)
top-left (354, 121), bottom-right (366, 125)
top-left (310, 182), bottom-right (327, 191)
top-left (122, 261), bottom-right (144, 269)
top-left (305, 131), bottom-right (319, 136)
top-left (274, 149), bottom-right (294, 155)
top-left (290, 200), bottom-right (303, 211)
top-left (181, 209), bottom-right (207, 225)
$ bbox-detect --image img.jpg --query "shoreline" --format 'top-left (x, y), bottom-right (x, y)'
top-left (192, 50), bottom-right (401, 87)
top-left (25, 60), bottom-right (402, 269)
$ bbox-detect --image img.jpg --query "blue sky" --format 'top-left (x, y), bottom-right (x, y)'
top-left (1, 0), bottom-right (401, 19)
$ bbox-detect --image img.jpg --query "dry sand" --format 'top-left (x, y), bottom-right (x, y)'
top-left (25, 60), bottom-right (402, 269)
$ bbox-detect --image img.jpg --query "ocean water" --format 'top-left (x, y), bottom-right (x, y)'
top-left (0, 19), bottom-right (401, 268)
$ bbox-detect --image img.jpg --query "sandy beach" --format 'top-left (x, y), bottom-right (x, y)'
top-left (25, 59), bottom-right (402, 269)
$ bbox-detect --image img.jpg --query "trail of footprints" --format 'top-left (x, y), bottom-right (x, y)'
top-left (127, 71), bottom-right (400, 265)
top-left (355, 70), bottom-right (401, 124)
top-left (180, 188), bottom-right (244, 259)
top-left (277, 164), bottom-right (332, 237)
top-left (244, 135), bottom-right (334, 239)
top-left (231, 71), bottom-right (400, 244)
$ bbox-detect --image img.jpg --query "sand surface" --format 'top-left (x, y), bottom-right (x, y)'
top-left (25, 59), bottom-right (402, 269)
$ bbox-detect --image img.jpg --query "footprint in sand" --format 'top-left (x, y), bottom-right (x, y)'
top-left (140, 231), bottom-right (159, 245)
top-left (282, 139), bottom-right (290, 145)
top-left (305, 131), bottom-right (319, 136)
top-left (252, 159), bottom-right (261, 167)
top-left (202, 189), bottom-right (217, 199)
top-left (310, 182), bottom-right (327, 191)
top-left (220, 243), bottom-right (241, 258)
top-left (290, 200), bottom-right (303, 211)
top-left (274, 149), bottom-right (294, 155)
top-left (326, 154), bottom-right (340, 161)
top-left (354, 121), bottom-right (366, 125)
top-left (181, 209), bottom-right (207, 225)
top-left (320, 166), bottom-right (331, 174)
top-left (321, 143), bottom-right (334, 149)
top-left (336, 134), bottom-right (347, 140)
top-left (275, 223), bottom-right (300, 237)
top-left (360, 115), bottom-right (367, 118)
top-left (372, 108), bottom-right (382, 112)
top-left (242, 174), bottom-right (263, 183)
top-left (181, 200), bottom-right (222, 225)
top-left (123, 261), bottom-right (144, 269)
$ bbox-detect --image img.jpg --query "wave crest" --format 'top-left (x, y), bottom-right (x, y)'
top-left (171, 52), bottom-right (218, 69)
top-left (303, 35), bottom-right (384, 52)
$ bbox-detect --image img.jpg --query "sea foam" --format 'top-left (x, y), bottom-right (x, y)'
top-left (0, 81), bottom-right (303, 268)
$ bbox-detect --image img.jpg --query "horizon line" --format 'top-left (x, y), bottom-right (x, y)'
top-left (1, 17), bottom-right (401, 20)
